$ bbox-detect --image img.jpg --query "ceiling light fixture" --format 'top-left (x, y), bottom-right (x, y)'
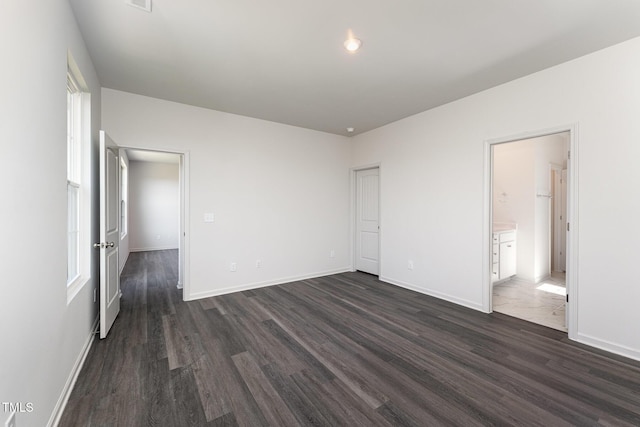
top-left (344, 29), bottom-right (362, 53)
top-left (344, 37), bottom-right (362, 53)
top-left (347, 127), bottom-right (355, 133)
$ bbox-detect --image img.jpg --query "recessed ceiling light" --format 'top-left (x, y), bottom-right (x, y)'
top-left (347, 127), bottom-right (355, 133)
top-left (344, 38), bottom-right (362, 53)
top-left (344, 29), bottom-right (362, 53)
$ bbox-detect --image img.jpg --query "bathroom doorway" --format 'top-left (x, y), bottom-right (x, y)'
top-left (489, 131), bottom-right (570, 332)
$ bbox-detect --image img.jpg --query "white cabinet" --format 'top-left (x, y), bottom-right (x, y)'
top-left (492, 229), bottom-right (517, 282)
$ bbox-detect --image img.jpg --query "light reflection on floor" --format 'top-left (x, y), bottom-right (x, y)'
top-left (493, 272), bottom-right (566, 331)
top-left (536, 282), bottom-right (566, 296)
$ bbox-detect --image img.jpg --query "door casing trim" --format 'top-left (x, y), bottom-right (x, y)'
top-left (483, 124), bottom-right (578, 341)
top-left (118, 146), bottom-right (190, 301)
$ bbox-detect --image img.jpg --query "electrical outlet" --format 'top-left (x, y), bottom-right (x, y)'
top-left (408, 260), bottom-right (414, 270)
top-left (204, 213), bottom-right (215, 223)
top-left (256, 260), bottom-right (261, 268)
top-left (5, 410), bottom-right (16, 427)
top-left (330, 250), bottom-right (335, 258)
top-left (230, 262), bottom-right (237, 272)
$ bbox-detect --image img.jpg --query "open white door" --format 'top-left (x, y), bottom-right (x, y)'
top-left (96, 131), bottom-right (120, 339)
top-left (355, 168), bottom-right (380, 275)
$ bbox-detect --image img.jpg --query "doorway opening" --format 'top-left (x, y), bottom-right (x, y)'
top-left (485, 128), bottom-right (576, 335)
top-left (120, 148), bottom-right (189, 300)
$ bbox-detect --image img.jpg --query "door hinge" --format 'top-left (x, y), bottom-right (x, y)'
top-left (566, 294), bottom-right (569, 303)
top-left (568, 150), bottom-right (571, 160)
top-left (567, 222), bottom-right (570, 232)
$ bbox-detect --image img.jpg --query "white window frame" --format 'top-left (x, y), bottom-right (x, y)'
top-left (67, 62), bottom-right (91, 303)
top-left (120, 157), bottom-right (128, 238)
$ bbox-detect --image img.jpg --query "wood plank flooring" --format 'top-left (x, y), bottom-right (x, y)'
top-left (60, 250), bottom-right (640, 426)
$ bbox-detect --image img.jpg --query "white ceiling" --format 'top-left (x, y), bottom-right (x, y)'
top-left (69, 0), bottom-right (640, 136)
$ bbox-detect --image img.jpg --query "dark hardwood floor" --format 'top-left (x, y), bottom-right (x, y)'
top-left (60, 250), bottom-right (640, 426)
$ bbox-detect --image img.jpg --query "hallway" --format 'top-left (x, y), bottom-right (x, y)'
top-left (60, 250), bottom-right (182, 426)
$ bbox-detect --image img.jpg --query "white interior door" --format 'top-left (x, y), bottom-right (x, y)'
top-left (355, 168), bottom-right (379, 275)
top-left (97, 130), bottom-right (120, 339)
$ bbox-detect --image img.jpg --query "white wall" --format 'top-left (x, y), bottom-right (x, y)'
top-left (0, 1), bottom-right (101, 426)
top-left (533, 134), bottom-right (567, 281)
top-left (493, 134), bottom-right (567, 282)
top-left (494, 140), bottom-right (536, 281)
top-left (129, 160), bottom-right (180, 251)
top-left (352, 37), bottom-right (640, 361)
top-left (102, 88), bottom-right (352, 299)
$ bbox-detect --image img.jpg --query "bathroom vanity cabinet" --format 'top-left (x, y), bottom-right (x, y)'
top-left (492, 229), bottom-right (517, 283)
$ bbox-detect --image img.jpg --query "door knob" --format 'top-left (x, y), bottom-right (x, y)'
top-left (93, 242), bottom-right (115, 249)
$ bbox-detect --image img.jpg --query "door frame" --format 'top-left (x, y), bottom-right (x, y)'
top-left (482, 124), bottom-right (578, 340)
top-left (118, 146), bottom-right (191, 300)
top-left (350, 163), bottom-right (381, 275)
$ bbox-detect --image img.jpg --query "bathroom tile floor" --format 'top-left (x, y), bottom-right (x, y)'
top-left (493, 272), bottom-right (567, 332)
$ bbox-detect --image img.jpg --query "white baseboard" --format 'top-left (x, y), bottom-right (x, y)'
top-left (379, 275), bottom-right (484, 312)
top-left (48, 317), bottom-right (99, 427)
top-left (576, 332), bottom-right (640, 362)
top-left (186, 267), bottom-right (351, 301)
top-left (119, 250), bottom-right (130, 274)
top-left (130, 246), bottom-right (179, 252)
top-left (380, 277), bottom-right (639, 363)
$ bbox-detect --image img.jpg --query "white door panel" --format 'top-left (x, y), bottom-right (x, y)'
top-left (356, 168), bottom-right (379, 275)
top-left (360, 232), bottom-right (379, 261)
top-left (99, 131), bottom-right (120, 339)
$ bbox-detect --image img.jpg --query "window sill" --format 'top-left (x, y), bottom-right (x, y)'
top-left (67, 275), bottom-right (90, 305)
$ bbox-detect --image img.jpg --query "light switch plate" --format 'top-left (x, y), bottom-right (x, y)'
top-left (204, 213), bottom-right (215, 223)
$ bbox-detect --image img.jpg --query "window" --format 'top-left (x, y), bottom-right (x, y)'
top-left (67, 74), bottom-right (81, 285)
top-left (120, 157), bottom-right (128, 238)
top-left (66, 61), bottom-right (90, 302)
